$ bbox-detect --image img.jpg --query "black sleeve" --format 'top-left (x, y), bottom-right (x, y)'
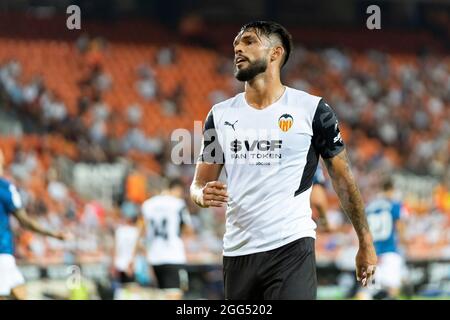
top-left (198, 110), bottom-right (225, 164)
top-left (312, 99), bottom-right (345, 159)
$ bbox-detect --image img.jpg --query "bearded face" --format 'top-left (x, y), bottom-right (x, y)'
top-left (234, 56), bottom-right (268, 82)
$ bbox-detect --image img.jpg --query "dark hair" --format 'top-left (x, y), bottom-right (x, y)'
top-left (168, 177), bottom-right (184, 189)
top-left (240, 21), bottom-right (293, 68)
top-left (382, 177), bottom-right (394, 191)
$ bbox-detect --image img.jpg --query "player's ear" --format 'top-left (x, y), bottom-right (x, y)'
top-left (271, 45), bottom-right (284, 64)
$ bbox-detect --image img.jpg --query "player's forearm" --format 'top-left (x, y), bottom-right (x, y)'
top-left (397, 221), bottom-right (407, 245)
top-left (311, 185), bottom-right (329, 227)
top-left (27, 221), bottom-right (59, 238)
top-left (15, 209), bottom-right (60, 238)
top-left (331, 179), bottom-right (372, 244)
top-left (324, 151), bottom-right (372, 243)
top-left (315, 205), bottom-right (329, 228)
top-left (28, 221), bottom-right (59, 238)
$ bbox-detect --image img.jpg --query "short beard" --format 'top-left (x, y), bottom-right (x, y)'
top-left (234, 58), bottom-right (268, 82)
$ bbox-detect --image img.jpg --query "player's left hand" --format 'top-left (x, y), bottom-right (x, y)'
top-left (54, 231), bottom-right (72, 241)
top-left (355, 241), bottom-right (377, 287)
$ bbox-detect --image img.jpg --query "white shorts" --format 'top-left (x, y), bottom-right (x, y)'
top-left (376, 252), bottom-right (404, 290)
top-left (0, 254), bottom-right (25, 296)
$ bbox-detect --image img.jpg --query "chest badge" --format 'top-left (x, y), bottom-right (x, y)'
top-left (278, 114), bottom-right (293, 132)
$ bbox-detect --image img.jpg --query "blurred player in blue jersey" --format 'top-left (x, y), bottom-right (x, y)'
top-left (366, 177), bottom-right (407, 299)
top-left (311, 163), bottom-right (331, 232)
top-left (0, 150), bottom-right (66, 299)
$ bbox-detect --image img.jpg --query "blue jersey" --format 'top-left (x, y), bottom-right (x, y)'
top-left (0, 177), bottom-right (23, 254)
top-left (366, 197), bottom-right (402, 255)
top-left (313, 164), bottom-right (326, 186)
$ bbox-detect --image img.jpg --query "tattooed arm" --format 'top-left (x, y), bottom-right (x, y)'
top-left (323, 150), bottom-right (371, 239)
top-left (312, 99), bottom-right (377, 286)
top-left (323, 149), bottom-right (377, 286)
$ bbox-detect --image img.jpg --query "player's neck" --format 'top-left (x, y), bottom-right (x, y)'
top-left (244, 72), bottom-right (284, 109)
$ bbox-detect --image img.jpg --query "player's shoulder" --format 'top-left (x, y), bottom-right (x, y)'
top-left (142, 195), bottom-right (159, 208)
top-left (143, 194), bottom-right (183, 207)
top-left (0, 177), bottom-right (10, 186)
top-left (367, 196), bottom-right (390, 210)
top-left (287, 88), bottom-right (340, 116)
top-left (285, 87), bottom-right (323, 111)
top-left (286, 86), bottom-right (321, 100)
top-left (205, 93), bottom-right (244, 127)
top-left (166, 195), bottom-right (186, 208)
top-left (391, 200), bottom-right (403, 210)
top-left (141, 195), bottom-right (160, 218)
top-left (369, 196), bottom-right (402, 214)
top-left (209, 92), bottom-right (244, 115)
top-left (0, 177), bottom-right (13, 191)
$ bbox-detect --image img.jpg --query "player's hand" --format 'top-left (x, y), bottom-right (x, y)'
top-left (53, 231), bottom-right (71, 241)
top-left (200, 181), bottom-right (229, 207)
top-left (355, 240), bottom-right (377, 287)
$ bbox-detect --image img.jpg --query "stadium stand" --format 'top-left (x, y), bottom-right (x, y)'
top-left (0, 13), bottom-right (448, 298)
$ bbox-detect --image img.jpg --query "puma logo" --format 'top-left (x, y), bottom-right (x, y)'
top-left (224, 120), bottom-right (238, 131)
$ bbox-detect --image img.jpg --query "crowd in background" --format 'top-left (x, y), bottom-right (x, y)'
top-left (0, 27), bottom-right (449, 271)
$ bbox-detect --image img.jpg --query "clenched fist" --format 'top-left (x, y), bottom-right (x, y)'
top-left (197, 181), bottom-right (229, 208)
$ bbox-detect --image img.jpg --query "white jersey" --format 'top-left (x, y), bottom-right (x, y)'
top-left (0, 254), bottom-right (25, 296)
top-left (114, 224), bottom-right (139, 271)
top-left (141, 195), bottom-right (191, 265)
top-left (200, 87), bottom-right (345, 256)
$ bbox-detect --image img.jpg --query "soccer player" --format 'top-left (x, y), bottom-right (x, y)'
top-left (366, 178), bottom-right (407, 299)
top-left (111, 209), bottom-right (140, 285)
top-left (0, 150), bottom-right (66, 300)
top-left (131, 178), bottom-right (193, 297)
top-left (190, 21), bottom-right (377, 299)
